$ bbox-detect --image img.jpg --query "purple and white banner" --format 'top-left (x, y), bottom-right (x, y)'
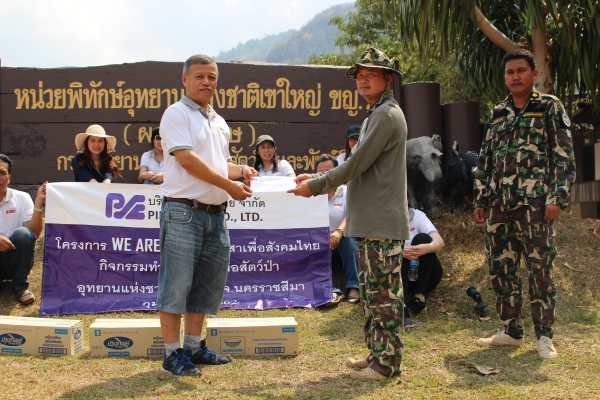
top-left (41, 183), bottom-right (331, 315)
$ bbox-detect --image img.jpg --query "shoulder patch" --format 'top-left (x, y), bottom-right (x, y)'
top-left (540, 93), bottom-right (560, 101)
top-left (561, 113), bottom-right (571, 128)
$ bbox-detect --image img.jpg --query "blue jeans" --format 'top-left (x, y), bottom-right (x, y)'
top-left (155, 201), bottom-right (230, 315)
top-left (332, 236), bottom-right (359, 293)
top-left (0, 227), bottom-right (36, 291)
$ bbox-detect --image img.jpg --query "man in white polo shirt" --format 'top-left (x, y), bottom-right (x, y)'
top-left (156, 54), bottom-right (257, 377)
top-left (0, 154), bottom-right (46, 305)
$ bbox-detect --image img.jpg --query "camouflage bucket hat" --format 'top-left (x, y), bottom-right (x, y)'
top-left (345, 47), bottom-right (401, 79)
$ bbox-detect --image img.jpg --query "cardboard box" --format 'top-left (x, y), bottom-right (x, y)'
top-left (0, 316), bottom-right (83, 356)
top-left (89, 318), bottom-right (179, 357)
top-left (206, 317), bottom-right (298, 356)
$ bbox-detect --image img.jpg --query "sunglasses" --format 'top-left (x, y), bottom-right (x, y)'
top-left (154, 136), bottom-right (162, 141)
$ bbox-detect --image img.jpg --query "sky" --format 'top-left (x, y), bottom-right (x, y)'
top-left (0, 0), bottom-right (350, 68)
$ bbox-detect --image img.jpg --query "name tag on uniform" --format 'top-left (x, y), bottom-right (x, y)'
top-left (492, 116), bottom-right (506, 124)
top-left (522, 112), bottom-right (544, 117)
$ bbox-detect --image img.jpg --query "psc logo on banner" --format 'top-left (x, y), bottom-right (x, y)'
top-left (105, 194), bottom-right (146, 220)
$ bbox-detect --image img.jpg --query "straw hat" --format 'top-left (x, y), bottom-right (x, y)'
top-left (74, 125), bottom-right (117, 153)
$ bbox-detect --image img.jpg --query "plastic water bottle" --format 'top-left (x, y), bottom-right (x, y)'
top-left (408, 259), bottom-right (419, 282)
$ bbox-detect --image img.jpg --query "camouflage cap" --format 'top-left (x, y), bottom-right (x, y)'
top-left (346, 47), bottom-right (401, 79)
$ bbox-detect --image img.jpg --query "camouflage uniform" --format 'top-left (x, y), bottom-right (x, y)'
top-left (306, 47), bottom-right (409, 379)
top-left (355, 238), bottom-right (404, 377)
top-left (473, 88), bottom-right (576, 339)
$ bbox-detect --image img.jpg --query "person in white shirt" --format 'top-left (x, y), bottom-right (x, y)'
top-left (316, 154), bottom-right (360, 306)
top-left (138, 128), bottom-right (165, 184)
top-left (0, 154), bottom-right (46, 305)
top-left (336, 125), bottom-right (360, 166)
top-left (156, 54), bottom-right (257, 377)
top-left (401, 199), bottom-right (445, 322)
top-left (253, 135), bottom-right (296, 177)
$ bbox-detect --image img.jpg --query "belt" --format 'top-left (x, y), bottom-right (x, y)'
top-left (164, 197), bottom-right (226, 214)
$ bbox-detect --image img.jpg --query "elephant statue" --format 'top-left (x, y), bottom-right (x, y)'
top-left (441, 141), bottom-right (479, 214)
top-left (406, 135), bottom-right (443, 218)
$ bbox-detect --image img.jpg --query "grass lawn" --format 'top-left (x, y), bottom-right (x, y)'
top-left (1, 205), bottom-right (599, 399)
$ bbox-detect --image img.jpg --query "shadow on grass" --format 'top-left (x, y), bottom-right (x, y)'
top-left (57, 370), bottom-right (201, 399)
top-left (232, 372), bottom-right (399, 399)
top-left (0, 281), bottom-right (40, 317)
top-left (56, 360), bottom-right (395, 400)
top-left (444, 347), bottom-right (549, 389)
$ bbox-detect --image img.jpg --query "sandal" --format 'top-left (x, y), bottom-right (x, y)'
top-left (15, 289), bottom-right (35, 305)
top-left (323, 291), bottom-right (345, 307)
top-left (346, 296), bottom-right (360, 305)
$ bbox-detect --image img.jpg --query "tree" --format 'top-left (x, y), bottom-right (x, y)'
top-left (310, 0), bottom-right (494, 118)
top-left (368, 0), bottom-right (600, 112)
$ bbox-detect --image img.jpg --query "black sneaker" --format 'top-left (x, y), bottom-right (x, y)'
top-left (188, 339), bottom-right (232, 365)
top-left (407, 297), bottom-right (427, 316)
top-left (162, 348), bottom-right (202, 376)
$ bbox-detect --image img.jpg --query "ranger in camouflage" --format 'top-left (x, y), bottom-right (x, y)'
top-left (289, 48), bottom-right (409, 380)
top-left (473, 49), bottom-right (576, 359)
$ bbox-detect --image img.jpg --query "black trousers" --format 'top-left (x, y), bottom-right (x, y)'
top-left (401, 233), bottom-right (443, 296)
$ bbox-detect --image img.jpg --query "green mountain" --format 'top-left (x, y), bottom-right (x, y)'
top-left (214, 30), bottom-right (296, 62)
top-left (214, 3), bottom-right (353, 63)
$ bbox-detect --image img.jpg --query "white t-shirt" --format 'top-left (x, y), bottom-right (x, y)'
top-left (406, 208), bottom-right (437, 246)
top-left (160, 96), bottom-right (231, 204)
top-left (336, 152), bottom-right (346, 165)
top-left (140, 150), bottom-right (165, 174)
top-left (257, 159), bottom-right (295, 177)
top-left (328, 186), bottom-right (347, 233)
top-left (0, 188), bottom-right (33, 237)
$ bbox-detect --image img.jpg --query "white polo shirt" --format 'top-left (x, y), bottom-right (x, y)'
top-left (328, 185), bottom-right (347, 233)
top-left (257, 159), bottom-right (295, 177)
top-left (336, 152), bottom-right (347, 165)
top-left (0, 188), bottom-right (33, 237)
top-left (406, 208), bottom-right (437, 246)
top-left (160, 96), bottom-right (231, 205)
top-left (140, 150), bottom-right (165, 174)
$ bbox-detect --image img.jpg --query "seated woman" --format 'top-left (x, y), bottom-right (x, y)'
top-left (401, 198), bottom-right (445, 324)
top-left (253, 135), bottom-right (295, 177)
top-left (316, 154), bottom-right (360, 306)
top-left (336, 125), bottom-right (360, 166)
top-left (138, 128), bottom-right (164, 185)
top-left (72, 124), bottom-right (121, 183)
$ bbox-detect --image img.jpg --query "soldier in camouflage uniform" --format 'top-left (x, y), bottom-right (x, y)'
top-left (473, 49), bottom-right (576, 359)
top-left (289, 48), bottom-right (409, 380)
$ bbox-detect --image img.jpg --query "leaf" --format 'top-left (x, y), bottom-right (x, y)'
top-left (472, 365), bottom-right (501, 375)
top-left (563, 262), bottom-right (584, 272)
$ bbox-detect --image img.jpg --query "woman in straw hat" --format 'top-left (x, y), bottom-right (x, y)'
top-left (72, 125), bottom-right (121, 183)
